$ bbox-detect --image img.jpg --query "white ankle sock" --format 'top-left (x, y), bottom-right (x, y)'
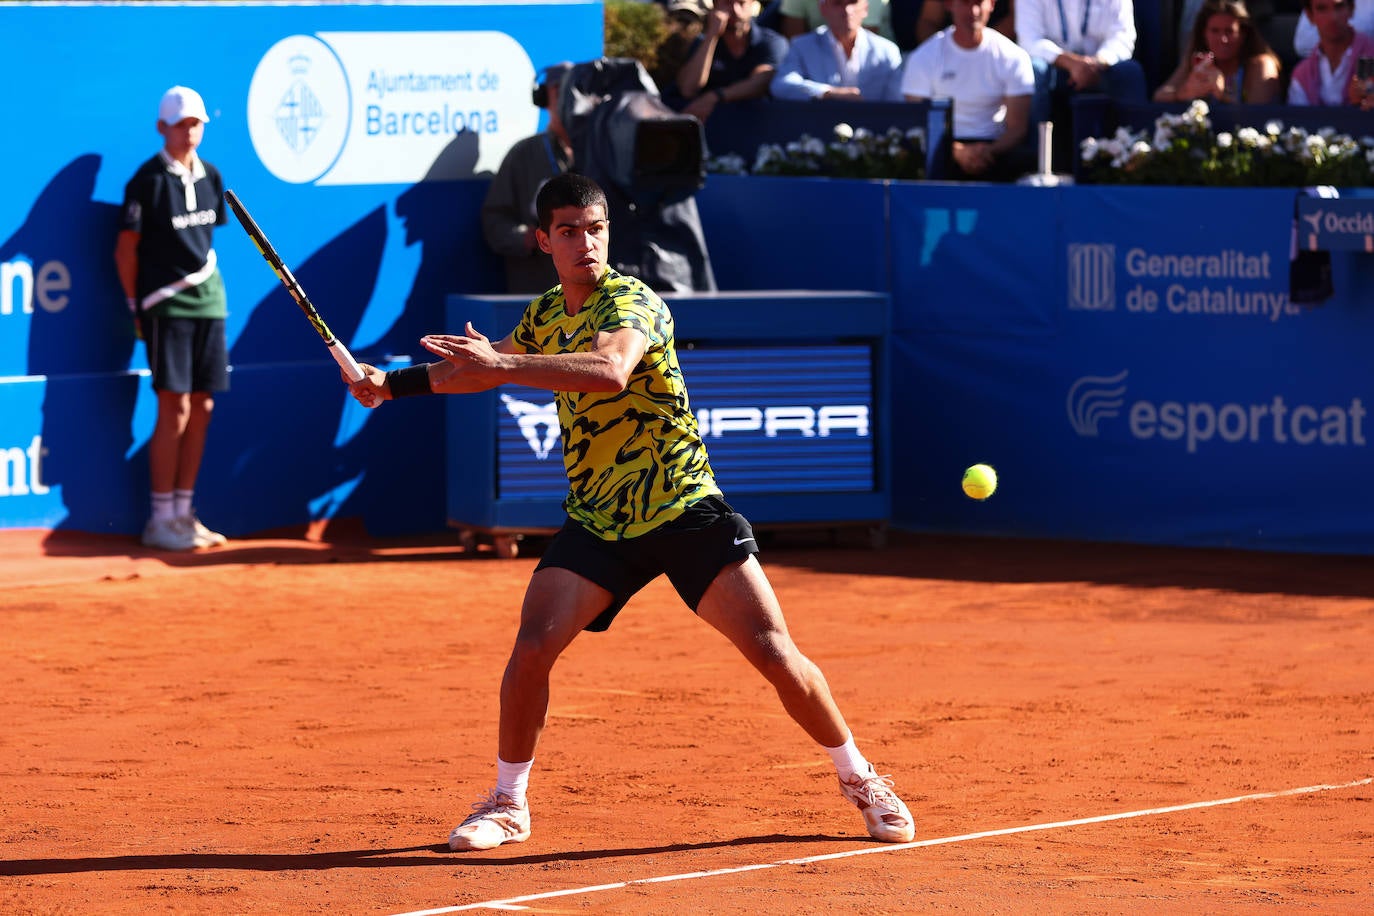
top-left (151, 492), bottom-right (175, 523)
top-left (824, 736), bottom-right (870, 783)
top-left (495, 757), bottom-right (533, 806)
top-left (173, 489), bottom-right (194, 519)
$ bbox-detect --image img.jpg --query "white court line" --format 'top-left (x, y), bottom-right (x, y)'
top-left (392, 776), bottom-right (1372, 916)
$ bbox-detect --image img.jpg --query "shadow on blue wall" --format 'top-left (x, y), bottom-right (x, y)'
top-left (2, 155), bottom-right (143, 534)
top-left (195, 129), bottom-right (504, 538)
top-left (6, 131), bottom-right (505, 547)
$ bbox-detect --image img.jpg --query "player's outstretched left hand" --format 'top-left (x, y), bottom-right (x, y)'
top-left (422, 322), bottom-right (501, 393)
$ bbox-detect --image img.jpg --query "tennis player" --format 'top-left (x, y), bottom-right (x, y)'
top-left (345, 173), bottom-right (914, 850)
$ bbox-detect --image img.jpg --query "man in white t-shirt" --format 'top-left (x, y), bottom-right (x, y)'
top-left (902, 0), bottom-right (1035, 181)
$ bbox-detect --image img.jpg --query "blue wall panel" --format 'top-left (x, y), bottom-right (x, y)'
top-left (0, 1), bottom-right (602, 537)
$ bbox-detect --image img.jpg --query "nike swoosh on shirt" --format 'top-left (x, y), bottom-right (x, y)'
top-left (561, 329), bottom-right (576, 342)
top-left (733, 536), bottom-right (755, 546)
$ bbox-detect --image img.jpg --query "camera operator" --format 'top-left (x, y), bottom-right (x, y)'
top-left (482, 63), bottom-right (574, 293)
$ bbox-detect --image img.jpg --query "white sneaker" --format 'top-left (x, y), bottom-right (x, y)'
top-left (448, 790), bottom-right (531, 851)
top-left (141, 517), bottom-right (198, 551)
top-left (185, 514), bottom-right (227, 548)
top-left (838, 765), bottom-right (916, 843)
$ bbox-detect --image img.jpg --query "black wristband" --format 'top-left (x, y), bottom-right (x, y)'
top-left (385, 364), bottom-right (433, 398)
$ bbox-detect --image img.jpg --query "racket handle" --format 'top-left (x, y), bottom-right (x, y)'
top-left (329, 341), bottom-right (366, 383)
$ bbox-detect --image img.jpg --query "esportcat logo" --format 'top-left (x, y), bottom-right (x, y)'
top-left (1068, 371), bottom-right (1368, 454)
top-left (1066, 370), bottom-right (1127, 436)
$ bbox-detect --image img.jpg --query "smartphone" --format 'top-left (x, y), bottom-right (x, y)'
top-left (1192, 51), bottom-right (1214, 68)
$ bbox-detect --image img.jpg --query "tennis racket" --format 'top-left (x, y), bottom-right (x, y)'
top-left (223, 189), bottom-right (365, 382)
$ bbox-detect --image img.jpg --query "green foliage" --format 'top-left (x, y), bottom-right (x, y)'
top-left (1081, 100), bottom-right (1374, 187)
top-left (604, 0), bottom-right (669, 74)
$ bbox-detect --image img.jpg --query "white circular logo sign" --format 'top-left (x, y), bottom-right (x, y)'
top-left (247, 35), bottom-right (351, 184)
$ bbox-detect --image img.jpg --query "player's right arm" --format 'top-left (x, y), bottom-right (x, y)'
top-left (345, 327), bottom-right (525, 407)
top-left (422, 321), bottom-right (645, 394)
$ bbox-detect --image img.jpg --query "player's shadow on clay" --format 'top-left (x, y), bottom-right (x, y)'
top-left (0, 833), bottom-right (857, 876)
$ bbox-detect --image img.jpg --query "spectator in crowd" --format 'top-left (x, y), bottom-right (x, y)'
top-left (895, 0), bottom-right (1014, 50)
top-left (771, 0), bottom-right (907, 100)
top-left (675, 0), bottom-right (789, 121)
top-left (115, 85), bottom-right (230, 552)
top-left (481, 63), bottom-right (573, 294)
top-left (1293, 0), bottom-right (1374, 58)
top-left (778, 0), bottom-right (894, 41)
top-left (1015, 0), bottom-right (1146, 132)
top-left (651, 0), bottom-right (712, 95)
top-left (1290, 0), bottom-right (1374, 105)
top-left (1154, 0), bottom-right (1282, 104)
top-left (903, 0), bottom-right (1036, 181)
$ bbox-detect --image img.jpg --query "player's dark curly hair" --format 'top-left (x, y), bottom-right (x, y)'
top-left (536, 173), bottom-right (608, 232)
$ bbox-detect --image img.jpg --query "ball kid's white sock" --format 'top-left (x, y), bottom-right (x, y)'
top-left (824, 735), bottom-right (871, 783)
top-left (150, 492), bottom-right (175, 523)
top-left (495, 757), bottom-right (533, 806)
top-left (173, 489), bottom-right (194, 519)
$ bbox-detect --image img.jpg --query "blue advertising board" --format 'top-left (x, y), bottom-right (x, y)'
top-left (881, 183), bottom-right (1374, 554)
top-left (0, 1), bottom-right (602, 535)
top-left (445, 293), bottom-right (891, 533)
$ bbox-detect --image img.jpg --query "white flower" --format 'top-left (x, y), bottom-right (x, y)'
top-left (753, 144), bottom-right (784, 171)
top-left (1080, 137), bottom-right (1100, 161)
top-left (1236, 126), bottom-right (1261, 147)
top-left (801, 135), bottom-right (826, 156)
top-left (1264, 120), bottom-right (1283, 137)
top-left (1216, 132), bottom-right (1234, 149)
top-left (833, 123), bottom-right (854, 142)
top-left (708, 153), bottom-right (747, 174)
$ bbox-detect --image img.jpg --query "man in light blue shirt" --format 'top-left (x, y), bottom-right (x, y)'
top-left (771, 0), bottom-right (907, 100)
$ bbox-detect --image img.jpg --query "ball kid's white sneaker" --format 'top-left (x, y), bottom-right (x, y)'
top-left (141, 517), bottom-right (198, 552)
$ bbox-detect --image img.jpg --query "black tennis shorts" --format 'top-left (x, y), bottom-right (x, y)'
top-left (142, 315), bottom-right (229, 394)
top-left (535, 495), bottom-right (760, 632)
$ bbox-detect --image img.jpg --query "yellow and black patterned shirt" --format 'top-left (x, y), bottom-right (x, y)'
top-left (512, 268), bottom-right (719, 539)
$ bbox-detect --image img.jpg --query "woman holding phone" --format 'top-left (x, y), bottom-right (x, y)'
top-left (1153, 0), bottom-right (1281, 104)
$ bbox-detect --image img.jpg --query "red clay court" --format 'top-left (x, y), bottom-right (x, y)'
top-left (1, 527), bottom-right (1370, 914)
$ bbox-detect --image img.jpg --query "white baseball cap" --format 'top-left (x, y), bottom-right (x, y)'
top-left (158, 85), bottom-right (210, 125)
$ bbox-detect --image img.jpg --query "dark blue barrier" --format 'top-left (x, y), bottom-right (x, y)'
top-left (703, 98), bottom-right (953, 179)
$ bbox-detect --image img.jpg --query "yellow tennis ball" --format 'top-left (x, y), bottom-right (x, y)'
top-left (962, 463), bottom-right (997, 500)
